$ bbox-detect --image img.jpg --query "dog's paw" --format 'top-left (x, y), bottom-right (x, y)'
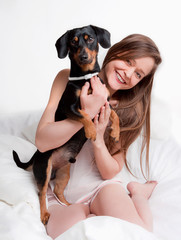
top-left (85, 126), bottom-right (96, 141)
top-left (109, 110), bottom-right (120, 142)
top-left (86, 131), bottom-right (96, 141)
top-left (41, 211), bottom-right (50, 225)
top-left (110, 128), bottom-right (120, 142)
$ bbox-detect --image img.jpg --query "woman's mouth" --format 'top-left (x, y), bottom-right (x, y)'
top-left (116, 72), bottom-right (126, 84)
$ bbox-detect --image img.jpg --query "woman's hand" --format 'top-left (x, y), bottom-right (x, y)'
top-left (93, 101), bottom-right (111, 144)
top-left (91, 101), bottom-right (124, 179)
top-left (80, 76), bottom-right (108, 119)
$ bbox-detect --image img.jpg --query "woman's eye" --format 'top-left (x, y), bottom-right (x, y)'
top-left (126, 60), bottom-right (131, 65)
top-left (136, 72), bottom-right (141, 79)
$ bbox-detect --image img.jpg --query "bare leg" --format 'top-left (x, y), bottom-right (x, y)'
top-left (127, 181), bottom-right (157, 232)
top-left (90, 182), bottom-right (157, 232)
top-left (46, 186), bottom-right (89, 239)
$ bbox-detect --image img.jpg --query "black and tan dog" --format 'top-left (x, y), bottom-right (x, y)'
top-left (13, 25), bottom-right (120, 225)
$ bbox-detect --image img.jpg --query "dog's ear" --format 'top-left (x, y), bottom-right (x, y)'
top-left (90, 25), bottom-right (111, 49)
top-left (55, 31), bottom-right (70, 58)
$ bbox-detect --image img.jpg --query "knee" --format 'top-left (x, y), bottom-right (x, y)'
top-left (46, 204), bottom-right (88, 238)
top-left (90, 183), bottom-right (127, 215)
top-left (70, 203), bottom-right (90, 219)
top-left (46, 215), bottom-right (59, 239)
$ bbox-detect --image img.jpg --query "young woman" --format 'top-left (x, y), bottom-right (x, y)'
top-left (35, 33), bottom-right (162, 239)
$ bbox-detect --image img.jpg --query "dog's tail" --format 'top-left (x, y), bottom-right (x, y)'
top-left (12, 150), bottom-right (34, 169)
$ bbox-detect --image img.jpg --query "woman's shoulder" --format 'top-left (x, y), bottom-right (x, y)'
top-left (52, 68), bottom-right (70, 94)
top-left (57, 68), bottom-right (70, 77)
top-left (47, 69), bottom-right (70, 107)
top-left (53, 68), bottom-right (70, 86)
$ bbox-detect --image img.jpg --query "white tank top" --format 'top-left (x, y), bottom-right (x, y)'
top-left (62, 140), bottom-right (128, 204)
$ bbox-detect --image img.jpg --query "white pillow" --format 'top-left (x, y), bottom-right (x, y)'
top-left (150, 96), bottom-right (172, 140)
top-left (0, 135), bottom-right (38, 206)
top-left (0, 110), bottom-right (42, 139)
top-left (22, 122), bottom-right (39, 144)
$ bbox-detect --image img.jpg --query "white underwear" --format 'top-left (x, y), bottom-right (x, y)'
top-left (48, 180), bottom-right (128, 207)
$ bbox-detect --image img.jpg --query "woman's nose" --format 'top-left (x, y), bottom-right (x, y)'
top-left (125, 67), bottom-right (135, 79)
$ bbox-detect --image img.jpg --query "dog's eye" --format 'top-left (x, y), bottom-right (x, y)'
top-left (71, 37), bottom-right (79, 45)
top-left (87, 37), bottom-right (94, 43)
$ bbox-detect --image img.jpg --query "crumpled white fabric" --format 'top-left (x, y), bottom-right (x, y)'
top-left (56, 216), bottom-right (160, 240)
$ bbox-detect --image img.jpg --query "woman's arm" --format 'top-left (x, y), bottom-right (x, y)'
top-left (93, 142), bottom-right (125, 179)
top-left (35, 72), bottom-right (108, 152)
top-left (35, 69), bottom-right (83, 152)
top-left (91, 103), bottom-right (124, 179)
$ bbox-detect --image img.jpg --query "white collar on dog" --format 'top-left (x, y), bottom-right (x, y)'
top-left (68, 72), bottom-right (99, 81)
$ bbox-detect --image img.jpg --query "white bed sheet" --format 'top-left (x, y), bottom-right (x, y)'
top-left (0, 107), bottom-right (181, 240)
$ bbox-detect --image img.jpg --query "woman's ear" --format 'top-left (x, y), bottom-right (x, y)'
top-left (90, 25), bottom-right (111, 49)
top-left (55, 30), bottom-right (70, 58)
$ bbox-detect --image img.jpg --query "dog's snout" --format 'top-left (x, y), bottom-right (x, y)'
top-left (79, 49), bottom-right (89, 63)
top-left (80, 53), bottom-right (88, 61)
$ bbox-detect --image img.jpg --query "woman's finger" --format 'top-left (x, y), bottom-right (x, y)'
top-left (94, 114), bottom-right (99, 126)
top-left (80, 82), bottom-right (90, 97)
top-left (91, 76), bottom-right (106, 95)
top-left (105, 102), bottom-right (111, 119)
top-left (99, 106), bottom-right (105, 123)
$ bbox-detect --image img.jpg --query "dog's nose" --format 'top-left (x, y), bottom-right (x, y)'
top-left (80, 54), bottom-right (88, 62)
top-left (79, 48), bottom-right (88, 62)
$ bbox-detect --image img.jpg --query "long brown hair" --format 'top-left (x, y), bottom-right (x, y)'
top-left (103, 34), bottom-right (162, 179)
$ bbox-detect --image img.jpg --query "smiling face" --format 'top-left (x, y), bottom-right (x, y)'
top-left (100, 57), bottom-right (155, 95)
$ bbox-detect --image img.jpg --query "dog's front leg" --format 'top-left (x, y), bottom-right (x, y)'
top-left (78, 109), bottom-right (96, 141)
top-left (109, 110), bottom-right (120, 142)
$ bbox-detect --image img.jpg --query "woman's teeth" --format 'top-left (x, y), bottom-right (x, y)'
top-left (116, 73), bottom-right (125, 84)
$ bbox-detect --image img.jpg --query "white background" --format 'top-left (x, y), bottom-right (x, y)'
top-left (0, 0), bottom-right (180, 144)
